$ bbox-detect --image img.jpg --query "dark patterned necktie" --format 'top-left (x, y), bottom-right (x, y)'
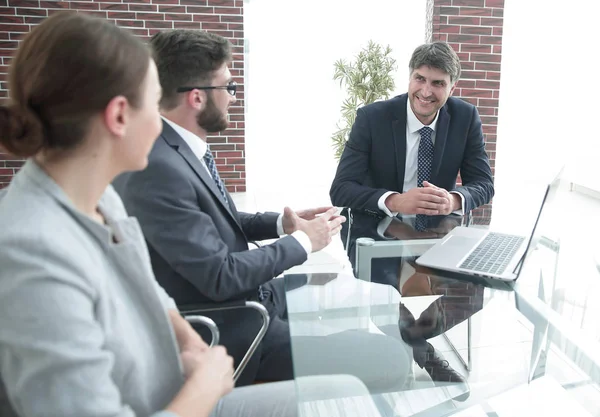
top-left (416, 127), bottom-right (434, 231)
top-left (203, 148), bottom-right (228, 206)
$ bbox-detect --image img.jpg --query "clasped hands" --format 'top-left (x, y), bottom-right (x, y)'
top-left (386, 181), bottom-right (460, 216)
top-left (281, 206), bottom-right (346, 252)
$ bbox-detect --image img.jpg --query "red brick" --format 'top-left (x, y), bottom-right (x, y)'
top-left (476, 106), bottom-right (495, 115)
top-left (22, 15), bottom-right (40, 23)
top-left (158, 5), bottom-right (185, 12)
top-left (482, 124), bottom-right (497, 134)
top-left (492, 26), bottom-right (502, 36)
top-left (187, 6), bottom-right (213, 13)
top-left (145, 20), bottom-right (172, 29)
top-left (8, 0), bottom-right (38, 7)
top-left (0, 40), bottom-right (17, 48)
top-left (456, 79), bottom-right (475, 89)
top-left (0, 23), bottom-right (27, 31)
top-left (211, 145), bottom-right (236, 151)
top-left (109, 12), bottom-right (136, 19)
top-left (480, 35), bottom-right (502, 44)
top-left (208, 0), bottom-right (234, 6)
top-left (471, 53), bottom-right (501, 63)
top-left (0, 6), bottom-right (15, 14)
top-left (129, 4), bottom-right (157, 12)
top-left (475, 62), bottom-right (500, 71)
top-left (492, 8), bottom-right (503, 17)
top-left (152, 0), bottom-right (179, 3)
top-left (200, 21), bottom-right (227, 30)
top-left (493, 89), bottom-right (499, 98)
top-left (209, 29), bottom-right (233, 38)
top-left (460, 43), bottom-right (491, 53)
top-left (207, 137), bottom-right (227, 144)
top-left (447, 34), bottom-right (480, 44)
top-left (461, 70), bottom-right (486, 79)
top-left (448, 16), bottom-right (480, 25)
top-left (460, 88), bottom-right (493, 98)
top-left (479, 98), bottom-right (498, 107)
top-left (461, 61), bottom-right (474, 70)
top-left (136, 12), bottom-right (165, 20)
top-left (459, 6), bottom-right (492, 16)
top-left (459, 97), bottom-right (477, 106)
top-left (486, 71), bottom-right (500, 80)
top-left (215, 151), bottom-right (242, 158)
top-left (165, 13), bottom-right (192, 21)
top-left (219, 14), bottom-right (241, 22)
top-left (481, 17), bottom-right (503, 26)
top-left (485, 0), bottom-right (504, 7)
top-left (116, 18), bottom-right (143, 27)
top-left (173, 20), bottom-right (201, 29)
top-left (214, 6), bottom-right (241, 14)
top-left (216, 165), bottom-right (235, 172)
top-left (480, 116), bottom-right (498, 125)
top-left (460, 25), bottom-right (492, 35)
top-left (99, 2), bottom-right (127, 10)
top-left (439, 6), bottom-right (459, 15)
top-left (224, 179), bottom-right (244, 185)
top-left (39, 0), bottom-right (67, 8)
top-left (438, 24), bottom-right (460, 34)
top-left (192, 13), bottom-right (219, 22)
top-left (452, 0), bottom-right (485, 5)
top-left (0, 13), bottom-right (22, 22)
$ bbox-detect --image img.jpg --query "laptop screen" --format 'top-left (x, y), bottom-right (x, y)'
top-left (512, 167), bottom-right (563, 276)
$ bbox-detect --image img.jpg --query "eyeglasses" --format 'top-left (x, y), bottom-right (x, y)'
top-left (176, 81), bottom-right (237, 97)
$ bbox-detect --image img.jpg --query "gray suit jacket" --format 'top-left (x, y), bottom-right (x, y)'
top-left (0, 161), bottom-right (183, 417)
top-left (114, 121), bottom-right (307, 307)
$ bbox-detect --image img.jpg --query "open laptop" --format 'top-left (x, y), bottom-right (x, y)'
top-left (416, 169), bottom-right (563, 282)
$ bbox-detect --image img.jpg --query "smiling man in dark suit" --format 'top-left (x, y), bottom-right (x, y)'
top-left (330, 41), bottom-right (494, 399)
top-left (330, 41), bottom-right (494, 221)
top-left (113, 30), bottom-right (346, 386)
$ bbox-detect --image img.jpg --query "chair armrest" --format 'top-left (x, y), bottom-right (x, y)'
top-left (184, 315), bottom-right (220, 347)
top-left (180, 301), bottom-right (270, 382)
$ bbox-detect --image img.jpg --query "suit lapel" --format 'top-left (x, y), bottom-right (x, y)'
top-left (160, 122), bottom-right (240, 225)
top-left (431, 105), bottom-right (451, 184)
top-left (392, 96), bottom-right (408, 192)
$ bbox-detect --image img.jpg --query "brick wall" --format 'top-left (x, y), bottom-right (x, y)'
top-left (0, 0), bottom-right (246, 192)
top-left (428, 0), bottom-right (504, 220)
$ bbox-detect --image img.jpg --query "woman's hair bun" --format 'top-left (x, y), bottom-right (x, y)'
top-left (0, 104), bottom-right (44, 157)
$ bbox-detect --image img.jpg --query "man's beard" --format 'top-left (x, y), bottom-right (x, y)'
top-left (196, 94), bottom-right (228, 133)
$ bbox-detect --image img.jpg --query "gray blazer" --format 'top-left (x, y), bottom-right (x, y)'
top-left (0, 161), bottom-right (184, 417)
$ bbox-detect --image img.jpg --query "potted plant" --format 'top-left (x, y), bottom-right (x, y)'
top-left (331, 41), bottom-right (397, 160)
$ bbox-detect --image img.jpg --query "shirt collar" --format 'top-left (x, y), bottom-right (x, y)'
top-left (162, 116), bottom-right (207, 158)
top-left (406, 99), bottom-right (440, 134)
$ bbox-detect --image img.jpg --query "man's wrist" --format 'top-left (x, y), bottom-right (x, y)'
top-left (450, 193), bottom-right (461, 211)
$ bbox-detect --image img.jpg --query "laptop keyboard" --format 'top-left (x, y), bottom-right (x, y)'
top-left (459, 233), bottom-right (526, 275)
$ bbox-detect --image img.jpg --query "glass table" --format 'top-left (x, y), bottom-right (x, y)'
top-left (284, 188), bottom-right (600, 416)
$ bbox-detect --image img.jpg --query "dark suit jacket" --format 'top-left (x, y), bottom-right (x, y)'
top-left (113, 121), bottom-right (307, 384)
top-left (330, 94), bottom-right (494, 215)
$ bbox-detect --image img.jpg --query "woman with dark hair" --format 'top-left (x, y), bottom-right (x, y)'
top-left (0, 12), bottom-right (372, 417)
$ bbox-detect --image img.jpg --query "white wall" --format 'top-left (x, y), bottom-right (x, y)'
top-left (245, 0), bottom-right (427, 206)
top-left (495, 0), bottom-right (600, 218)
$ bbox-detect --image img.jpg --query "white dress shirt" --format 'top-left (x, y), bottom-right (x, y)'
top-left (162, 118), bottom-right (312, 254)
top-left (377, 101), bottom-right (465, 217)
